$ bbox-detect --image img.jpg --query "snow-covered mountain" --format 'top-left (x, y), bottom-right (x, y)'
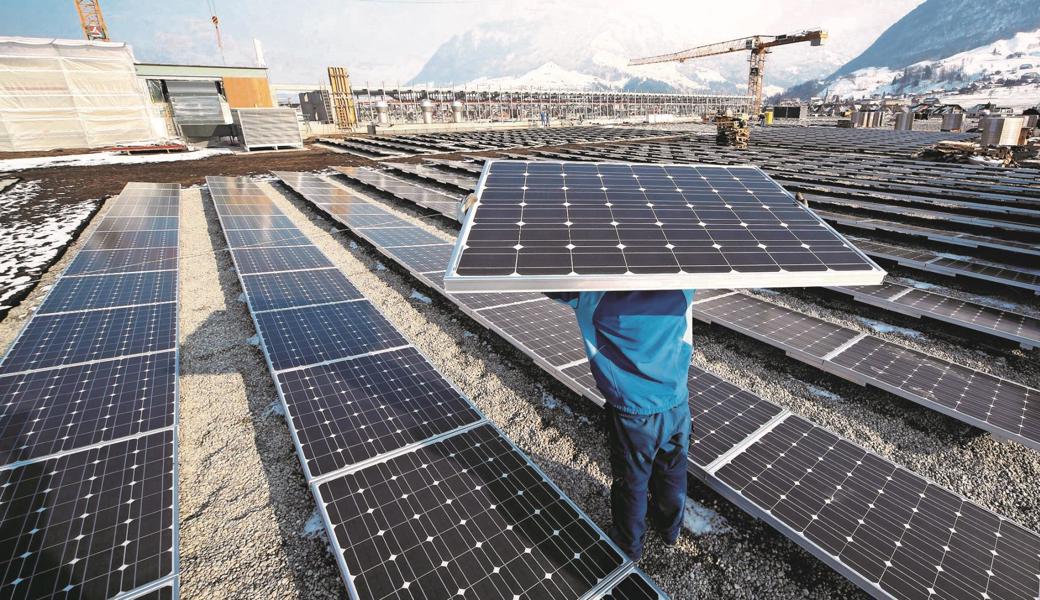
top-left (407, 11), bottom-right (846, 94)
top-left (773, 0), bottom-right (1040, 102)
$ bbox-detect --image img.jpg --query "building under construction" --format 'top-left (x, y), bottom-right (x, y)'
top-left (351, 87), bottom-right (751, 125)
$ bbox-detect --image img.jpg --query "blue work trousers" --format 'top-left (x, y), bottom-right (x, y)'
top-left (605, 401), bottom-right (690, 561)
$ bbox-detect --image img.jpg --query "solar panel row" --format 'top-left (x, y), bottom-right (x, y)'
top-left (210, 175), bottom-right (653, 600)
top-left (0, 182), bottom-right (181, 599)
top-left (280, 170), bottom-right (1040, 600)
top-left (829, 283), bottom-right (1040, 350)
top-left (335, 166), bottom-right (459, 218)
top-left (851, 237), bottom-right (1040, 295)
top-left (691, 291), bottom-right (1040, 451)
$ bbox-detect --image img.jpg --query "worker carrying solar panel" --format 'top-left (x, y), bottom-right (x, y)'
top-left (547, 289), bottom-right (695, 562)
top-left (449, 159), bottom-right (886, 562)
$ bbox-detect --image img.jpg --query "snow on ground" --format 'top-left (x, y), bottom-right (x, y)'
top-left (856, 316), bottom-right (924, 339)
top-left (682, 500), bottom-right (729, 536)
top-left (807, 384), bottom-right (842, 403)
top-left (0, 147), bottom-right (232, 172)
top-left (409, 289), bottom-right (432, 304)
top-left (941, 83), bottom-right (1040, 112)
top-left (0, 180), bottom-right (96, 315)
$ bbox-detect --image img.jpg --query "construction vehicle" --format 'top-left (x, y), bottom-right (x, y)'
top-left (629, 30), bottom-right (828, 116)
top-left (73, 0), bottom-right (109, 41)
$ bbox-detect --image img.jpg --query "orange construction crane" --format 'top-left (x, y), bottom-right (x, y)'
top-left (73, 0), bottom-right (110, 41)
top-left (629, 29), bottom-right (827, 116)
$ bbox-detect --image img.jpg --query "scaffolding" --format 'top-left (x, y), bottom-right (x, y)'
top-left (350, 86), bottom-right (751, 125)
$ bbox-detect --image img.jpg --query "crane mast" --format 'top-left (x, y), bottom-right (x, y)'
top-left (629, 29), bottom-right (827, 116)
top-left (73, 0), bottom-right (110, 41)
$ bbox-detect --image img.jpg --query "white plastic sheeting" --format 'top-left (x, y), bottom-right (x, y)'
top-left (0, 37), bottom-right (162, 151)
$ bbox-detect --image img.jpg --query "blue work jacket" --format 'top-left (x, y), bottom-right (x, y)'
top-left (547, 290), bottom-right (696, 415)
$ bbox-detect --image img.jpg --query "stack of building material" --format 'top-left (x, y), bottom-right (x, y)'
top-left (715, 115), bottom-right (749, 148)
top-left (231, 107), bottom-right (303, 151)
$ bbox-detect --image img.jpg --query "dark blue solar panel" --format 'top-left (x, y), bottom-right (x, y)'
top-left (230, 245), bottom-right (333, 275)
top-left (241, 268), bottom-right (363, 312)
top-left (65, 249), bottom-right (177, 276)
top-left (218, 215), bottom-right (296, 230)
top-left (37, 271), bottom-right (176, 315)
top-left (82, 230), bottom-right (177, 251)
top-left (0, 303), bottom-right (177, 373)
top-left (0, 431), bottom-right (175, 599)
top-left (95, 216), bottom-right (178, 232)
top-left (254, 301), bottom-right (408, 371)
top-left (276, 346), bottom-right (482, 478)
top-left (224, 228), bottom-right (309, 249)
top-left (0, 351), bottom-right (177, 465)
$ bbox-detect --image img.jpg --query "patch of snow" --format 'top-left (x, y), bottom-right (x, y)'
top-left (0, 147), bottom-right (232, 172)
top-left (807, 384), bottom-right (842, 402)
top-left (410, 290), bottom-right (432, 304)
top-left (301, 510), bottom-right (327, 539)
top-left (857, 317), bottom-right (924, 339)
top-left (682, 500), bottom-right (729, 536)
top-left (0, 180), bottom-right (97, 316)
top-left (540, 389), bottom-right (573, 417)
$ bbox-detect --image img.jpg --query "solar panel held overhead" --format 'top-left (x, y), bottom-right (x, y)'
top-left (444, 160), bottom-right (886, 293)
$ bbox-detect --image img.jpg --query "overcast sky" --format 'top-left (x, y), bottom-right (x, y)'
top-left (3, 0), bottom-right (923, 84)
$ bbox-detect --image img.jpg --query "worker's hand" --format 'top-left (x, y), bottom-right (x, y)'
top-left (457, 193), bottom-right (478, 222)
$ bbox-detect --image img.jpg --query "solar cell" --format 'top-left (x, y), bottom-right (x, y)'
top-left (95, 216), bottom-right (178, 232)
top-left (37, 271), bottom-right (177, 315)
top-left (317, 424), bottom-right (626, 600)
top-left (214, 202), bottom-right (280, 216)
top-left (275, 347), bottom-right (483, 479)
top-left (0, 303), bottom-right (177, 374)
top-left (339, 214), bottom-right (402, 228)
top-left (478, 299), bottom-right (587, 368)
top-left (454, 291), bottom-right (543, 311)
top-left (81, 230), bottom-right (178, 251)
top-left (104, 202), bottom-right (179, 218)
top-left (382, 244), bottom-right (454, 275)
top-left (254, 301), bottom-right (408, 371)
top-left (445, 160), bottom-right (885, 292)
top-left (217, 214), bottom-right (296, 230)
top-left (357, 226), bottom-right (447, 249)
top-left (693, 293), bottom-right (861, 360)
top-left (241, 268), bottom-right (362, 312)
top-left (65, 248), bottom-right (177, 276)
top-left (832, 284), bottom-right (1040, 350)
top-left (0, 431), bottom-right (175, 599)
top-left (0, 352), bottom-right (176, 465)
top-left (687, 368), bottom-right (786, 468)
top-left (322, 203), bottom-right (393, 217)
top-left (230, 245), bottom-right (334, 275)
top-left (223, 228), bottom-right (309, 249)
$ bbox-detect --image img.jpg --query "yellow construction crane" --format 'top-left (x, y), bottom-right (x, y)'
top-left (629, 30), bottom-right (827, 116)
top-left (73, 0), bottom-right (110, 41)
